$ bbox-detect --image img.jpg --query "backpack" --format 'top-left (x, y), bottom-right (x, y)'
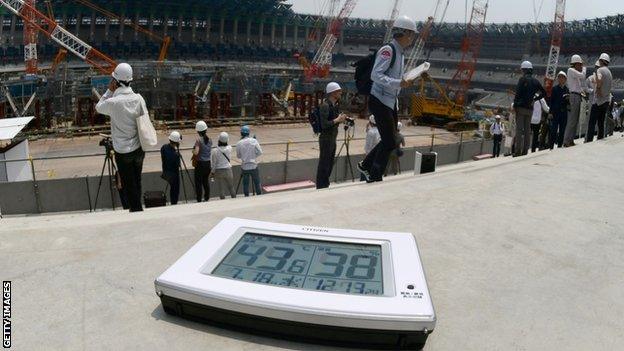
top-left (353, 43), bottom-right (397, 96)
top-left (309, 105), bottom-right (322, 134)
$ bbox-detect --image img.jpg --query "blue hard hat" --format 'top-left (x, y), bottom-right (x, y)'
top-left (241, 125), bottom-right (250, 135)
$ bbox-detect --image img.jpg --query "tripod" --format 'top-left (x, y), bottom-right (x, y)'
top-left (176, 146), bottom-right (196, 203)
top-left (334, 124), bottom-right (356, 183)
top-left (93, 143), bottom-right (117, 211)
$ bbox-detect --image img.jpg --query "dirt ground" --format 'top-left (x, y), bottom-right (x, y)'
top-left (27, 120), bottom-right (461, 179)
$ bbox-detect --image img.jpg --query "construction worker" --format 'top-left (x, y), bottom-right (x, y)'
top-left (193, 121), bottom-right (212, 202)
top-left (236, 125), bottom-right (263, 196)
top-left (531, 97), bottom-right (550, 153)
top-left (586, 53), bottom-right (613, 142)
top-left (563, 54), bottom-right (587, 147)
top-left (549, 71), bottom-right (569, 149)
top-left (513, 61), bottom-right (546, 156)
top-left (95, 63), bottom-right (145, 212)
top-left (211, 132), bottom-right (236, 199)
top-left (316, 82), bottom-right (347, 189)
top-left (358, 15), bottom-right (419, 182)
top-left (489, 115), bottom-right (505, 157)
top-left (161, 131), bottom-right (182, 205)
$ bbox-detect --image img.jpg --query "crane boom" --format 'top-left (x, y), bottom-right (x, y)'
top-left (405, 16), bottom-right (434, 73)
top-left (306, 0), bottom-right (358, 79)
top-left (544, 0), bottom-right (566, 96)
top-left (71, 0), bottom-right (171, 62)
top-left (0, 0), bottom-right (117, 74)
top-left (447, 0), bottom-right (488, 106)
top-left (23, 0), bottom-right (38, 74)
top-left (383, 0), bottom-right (401, 43)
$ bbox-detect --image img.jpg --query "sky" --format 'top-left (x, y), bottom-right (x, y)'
top-left (285, 0), bottom-right (624, 24)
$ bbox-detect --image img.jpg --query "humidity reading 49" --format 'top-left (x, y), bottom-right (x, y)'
top-left (211, 233), bottom-right (383, 295)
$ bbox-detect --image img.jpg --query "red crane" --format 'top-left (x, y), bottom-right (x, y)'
top-left (23, 0), bottom-right (38, 74)
top-left (305, 0), bottom-right (358, 79)
top-left (0, 0), bottom-right (117, 74)
top-left (446, 0), bottom-right (488, 106)
top-left (543, 0), bottom-right (566, 96)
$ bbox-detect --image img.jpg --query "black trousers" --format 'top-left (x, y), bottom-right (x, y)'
top-left (362, 95), bottom-right (398, 181)
top-left (316, 130), bottom-right (337, 189)
top-left (115, 148), bottom-right (145, 212)
top-left (492, 134), bottom-right (502, 157)
top-left (549, 112), bottom-right (567, 149)
top-left (531, 123), bottom-right (541, 153)
top-left (168, 172), bottom-right (180, 205)
top-left (586, 102), bottom-right (609, 142)
top-left (194, 160), bottom-right (211, 202)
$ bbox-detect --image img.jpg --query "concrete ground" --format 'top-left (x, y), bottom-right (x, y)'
top-left (2, 135), bottom-right (623, 350)
top-left (27, 121), bottom-right (461, 179)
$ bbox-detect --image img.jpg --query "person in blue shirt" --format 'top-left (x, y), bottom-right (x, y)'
top-left (549, 71), bottom-right (569, 149)
top-left (358, 15), bottom-right (418, 182)
top-left (161, 131), bottom-right (182, 205)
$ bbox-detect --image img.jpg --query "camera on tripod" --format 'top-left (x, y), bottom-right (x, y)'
top-left (98, 133), bottom-right (113, 152)
top-left (343, 116), bottom-right (355, 130)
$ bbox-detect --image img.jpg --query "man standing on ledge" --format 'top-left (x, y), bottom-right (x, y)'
top-left (96, 63), bottom-right (146, 212)
top-left (513, 60), bottom-right (546, 157)
top-left (316, 82), bottom-right (347, 189)
top-left (358, 15), bottom-right (418, 182)
top-left (563, 55), bottom-right (586, 147)
top-left (586, 53), bottom-right (613, 142)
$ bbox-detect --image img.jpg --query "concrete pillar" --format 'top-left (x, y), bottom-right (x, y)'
top-left (293, 24), bottom-right (298, 48)
top-left (246, 20), bottom-right (251, 45)
top-left (258, 21), bottom-right (264, 46)
top-left (119, 15), bottom-right (125, 41)
top-left (163, 16), bottom-right (168, 37)
top-left (148, 14), bottom-right (154, 35)
top-left (134, 13), bottom-right (140, 41)
top-left (75, 13), bottom-right (82, 37)
top-left (104, 18), bottom-right (110, 40)
top-left (191, 17), bottom-right (197, 42)
top-left (9, 15), bottom-right (16, 45)
top-left (232, 18), bottom-right (238, 44)
top-left (0, 15), bottom-right (4, 47)
top-left (177, 15), bottom-right (183, 41)
top-left (219, 17), bottom-right (224, 43)
top-left (270, 22), bottom-right (276, 46)
top-left (90, 11), bottom-right (96, 42)
top-left (304, 26), bottom-right (310, 47)
top-left (339, 28), bottom-right (344, 52)
top-left (282, 23), bottom-right (287, 47)
top-left (205, 16), bottom-right (211, 42)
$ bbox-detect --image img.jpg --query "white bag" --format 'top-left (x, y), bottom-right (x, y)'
top-left (136, 95), bottom-right (157, 149)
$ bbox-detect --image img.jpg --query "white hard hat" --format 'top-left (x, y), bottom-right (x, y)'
top-left (393, 15), bottom-right (418, 33)
top-left (168, 131), bottom-right (182, 143)
top-left (195, 121), bottom-right (208, 132)
top-left (557, 71), bottom-right (567, 78)
top-left (599, 53), bottom-right (610, 63)
top-left (570, 54), bottom-right (583, 64)
top-left (218, 132), bottom-right (229, 144)
top-left (521, 61), bottom-right (533, 70)
top-left (326, 82), bottom-right (342, 94)
top-left (112, 63), bottom-right (133, 82)
top-left (369, 115), bottom-right (376, 124)
top-left (495, 114), bottom-right (501, 119)
top-left (397, 121), bottom-right (403, 130)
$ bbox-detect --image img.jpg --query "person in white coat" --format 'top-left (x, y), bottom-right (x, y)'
top-left (211, 132), bottom-right (236, 199)
top-left (95, 63), bottom-right (146, 212)
top-left (531, 98), bottom-right (550, 152)
top-left (236, 125), bottom-right (263, 196)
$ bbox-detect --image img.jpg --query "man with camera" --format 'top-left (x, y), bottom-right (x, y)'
top-left (358, 16), bottom-right (418, 183)
top-left (95, 63), bottom-right (146, 212)
top-left (316, 82), bottom-right (349, 189)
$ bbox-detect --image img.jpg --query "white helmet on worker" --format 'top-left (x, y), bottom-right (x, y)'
top-left (397, 121), bottom-right (403, 131)
top-left (195, 121), bottom-right (208, 132)
top-left (369, 115), bottom-right (376, 125)
top-left (495, 115), bottom-right (502, 119)
top-left (570, 54), bottom-right (583, 65)
top-left (326, 82), bottom-right (342, 94)
top-left (169, 131), bottom-right (182, 143)
top-left (112, 63), bottom-right (133, 82)
top-left (557, 71), bottom-right (567, 78)
top-left (521, 61), bottom-right (533, 70)
top-left (218, 132), bottom-right (229, 144)
top-left (393, 15), bottom-right (418, 33)
top-left (599, 53), bottom-right (610, 64)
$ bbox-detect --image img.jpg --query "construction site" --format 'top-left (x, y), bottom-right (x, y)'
top-left (2, 1), bottom-right (624, 351)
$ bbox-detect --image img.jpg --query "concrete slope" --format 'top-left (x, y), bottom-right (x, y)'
top-left (1, 136), bottom-right (624, 351)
